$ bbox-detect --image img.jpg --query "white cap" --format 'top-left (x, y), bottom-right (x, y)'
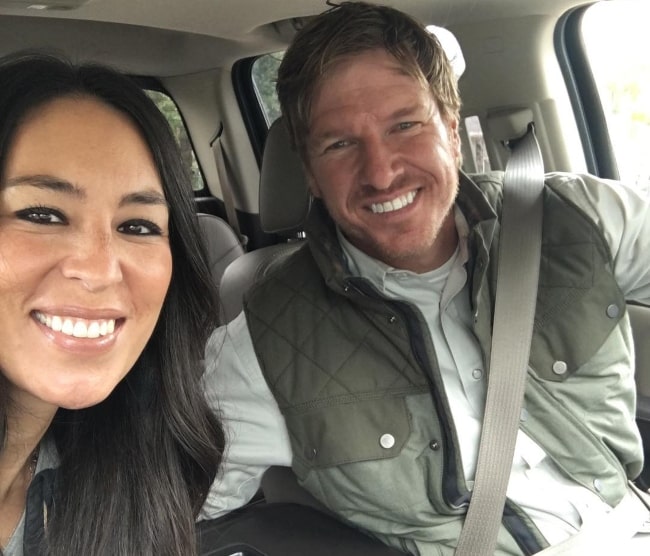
top-left (426, 24), bottom-right (466, 79)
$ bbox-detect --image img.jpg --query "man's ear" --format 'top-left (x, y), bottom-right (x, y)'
top-left (447, 118), bottom-right (462, 165)
top-left (304, 164), bottom-right (322, 198)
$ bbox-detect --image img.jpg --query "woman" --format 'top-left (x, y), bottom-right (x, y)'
top-left (0, 52), bottom-right (224, 555)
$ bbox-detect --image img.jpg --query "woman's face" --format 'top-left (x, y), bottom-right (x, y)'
top-left (0, 96), bottom-right (172, 411)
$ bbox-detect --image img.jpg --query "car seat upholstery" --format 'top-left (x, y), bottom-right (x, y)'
top-left (219, 118), bottom-right (308, 323)
top-left (196, 213), bottom-right (245, 323)
top-left (628, 303), bottom-right (650, 488)
top-left (629, 304), bottom-right (650, 402)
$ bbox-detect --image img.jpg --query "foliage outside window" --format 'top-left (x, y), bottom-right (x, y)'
top-left (583, 0), bottom-right (650, 196)
top-left (251, 52), bottom-right (283, 125)
top-left (146, 90), bottom-right (205, 192)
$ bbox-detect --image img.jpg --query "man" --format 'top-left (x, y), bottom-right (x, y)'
top-left (203, 2), bottom-right (650, 554)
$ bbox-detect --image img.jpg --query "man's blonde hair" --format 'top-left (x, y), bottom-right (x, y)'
top-left (276, 1), bottom-right (461, 162)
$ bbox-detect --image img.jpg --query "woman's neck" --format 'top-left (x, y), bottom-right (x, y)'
top-left (0, 390), bottom-right (56, 547)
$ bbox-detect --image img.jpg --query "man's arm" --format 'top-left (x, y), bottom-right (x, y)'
top-left (199, 311), bottom-right (293, 520)
top-left (548, 173), bottom-right (650, 302)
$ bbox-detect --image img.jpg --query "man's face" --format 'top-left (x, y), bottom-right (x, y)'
top-left (306, 49), bottom-right (461, 273)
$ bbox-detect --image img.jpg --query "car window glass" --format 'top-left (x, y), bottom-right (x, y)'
top-left (146, 90), bottom-right (206, 192)
top-left (582, 0), bottom-right (650, 195)
top-left (251, 52), bottom-right (283, 126)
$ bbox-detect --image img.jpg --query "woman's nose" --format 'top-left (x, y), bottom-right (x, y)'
top-left (59, 231), bottom-right (123, 291)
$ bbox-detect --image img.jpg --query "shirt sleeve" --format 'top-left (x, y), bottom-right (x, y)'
top-left (199, 311), bottom-right (293, 520)
top-left (548, 173), bottom-right (650, 302)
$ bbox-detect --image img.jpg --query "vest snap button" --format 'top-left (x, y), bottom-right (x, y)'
top-left (429, 440), bottom-right (440, 451)
top-left (606, 304), bottom-right (620, 318)
top-left (593, 478), bottom-right (603, 492)
top-left (388, 315), bottom-right (396, 324)
top-left (552, 360), bottom-right (568, 375)
top-left (379, 433), bottom-right (395, 449)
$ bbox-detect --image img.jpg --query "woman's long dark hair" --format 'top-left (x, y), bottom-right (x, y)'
top-left (0, 52), bottom-right (224, 555)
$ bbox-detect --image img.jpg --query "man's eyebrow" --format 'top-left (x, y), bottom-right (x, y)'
top-left (3, 174), bottom-right (84, 197)
top-left (389, 104), bottom-right (423, 120)
top-left (119, 190), bottom-right (169, 208)
top-left (311, 104), bottom-right (426, 142)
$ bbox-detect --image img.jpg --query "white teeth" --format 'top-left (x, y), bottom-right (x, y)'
top-left (34, 311), bottom-right (116, 339)
top-left (371, 190), bottom-right (416, 214)
top-left (62, 319), bottom-right (74, 335)
top-left (87, 321), bottom-right (100, 338)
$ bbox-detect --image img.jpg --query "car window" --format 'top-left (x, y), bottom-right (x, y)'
top-left (251, 52), bottom-right (283, 126)
top-left (582, 0), bottom-right (649, 195)
top-left (146, 89), bottom-right (206, 192)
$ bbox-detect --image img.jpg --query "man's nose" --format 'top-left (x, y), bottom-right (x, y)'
top-left (59, 231), bottom-right (123, 291)
top-left (359, 137), bottom-right (401, 190)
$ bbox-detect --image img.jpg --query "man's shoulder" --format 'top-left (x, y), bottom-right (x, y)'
top-left (245, 242), bottom-right (322, 307)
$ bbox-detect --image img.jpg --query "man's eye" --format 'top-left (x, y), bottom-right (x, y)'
top-left (396, 121), bottom-right (416, 131)
top-left (325, 139), bottom-right (350, 152)
top-left (15, 206), bottom-right (66, 225)
top-left (118, 219), bottom-right (163, 236)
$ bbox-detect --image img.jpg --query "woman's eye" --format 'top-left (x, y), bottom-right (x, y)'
top-left (118, 219), bottom-right (163, 236)
top-left (15, 206), bottom-right (66, 225)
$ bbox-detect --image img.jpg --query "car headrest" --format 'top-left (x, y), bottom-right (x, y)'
top-left (259, 118), bottom-right (311, 235)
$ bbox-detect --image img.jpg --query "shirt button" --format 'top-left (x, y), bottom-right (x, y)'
top-left (520, 408), bottom-right (529, 422)
top-left (552, 360), bottom-right (568, 375)
top-left (606, 304), bottom-right (620, 318)
top-left (379, 434), bottom-right (396, 449)
top-left (472, 368), bottom-right (483, 380)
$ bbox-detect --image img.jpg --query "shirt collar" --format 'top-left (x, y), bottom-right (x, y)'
top-left (337, 206), bottom-right (470, 294)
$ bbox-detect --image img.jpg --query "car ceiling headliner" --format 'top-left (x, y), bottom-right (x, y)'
top-left (0, 0), bottom-right (584, 75)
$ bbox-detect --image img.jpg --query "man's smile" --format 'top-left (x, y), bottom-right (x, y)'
top-left (369, 189), bottom-right (418, 214)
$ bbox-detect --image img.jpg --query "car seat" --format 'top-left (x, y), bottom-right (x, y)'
top-left (219, 118), bottom-right (308, 323)
top-left (196, 212), bottom-right (246, 324)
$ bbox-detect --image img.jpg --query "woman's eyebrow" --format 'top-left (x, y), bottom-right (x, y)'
top-left (119, 190), bottom-right (169, 208)
top-left (3, 175), bottom-right (168, 208)
top-left (4, 174), bottom-right (84, 197)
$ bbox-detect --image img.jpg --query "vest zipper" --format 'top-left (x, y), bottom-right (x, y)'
top-left (344, 277), bottom-right (469, 511)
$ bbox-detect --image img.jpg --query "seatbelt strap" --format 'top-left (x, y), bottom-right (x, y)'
top-left (210, 124), bottom-right (248, 248)
top-left (455, 124), bottom-right (544, 555)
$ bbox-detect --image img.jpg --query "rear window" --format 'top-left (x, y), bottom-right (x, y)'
top-left (146, 89), bottom-right (206, 192)
top-left (251, 52), bottom-right (283, 126)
